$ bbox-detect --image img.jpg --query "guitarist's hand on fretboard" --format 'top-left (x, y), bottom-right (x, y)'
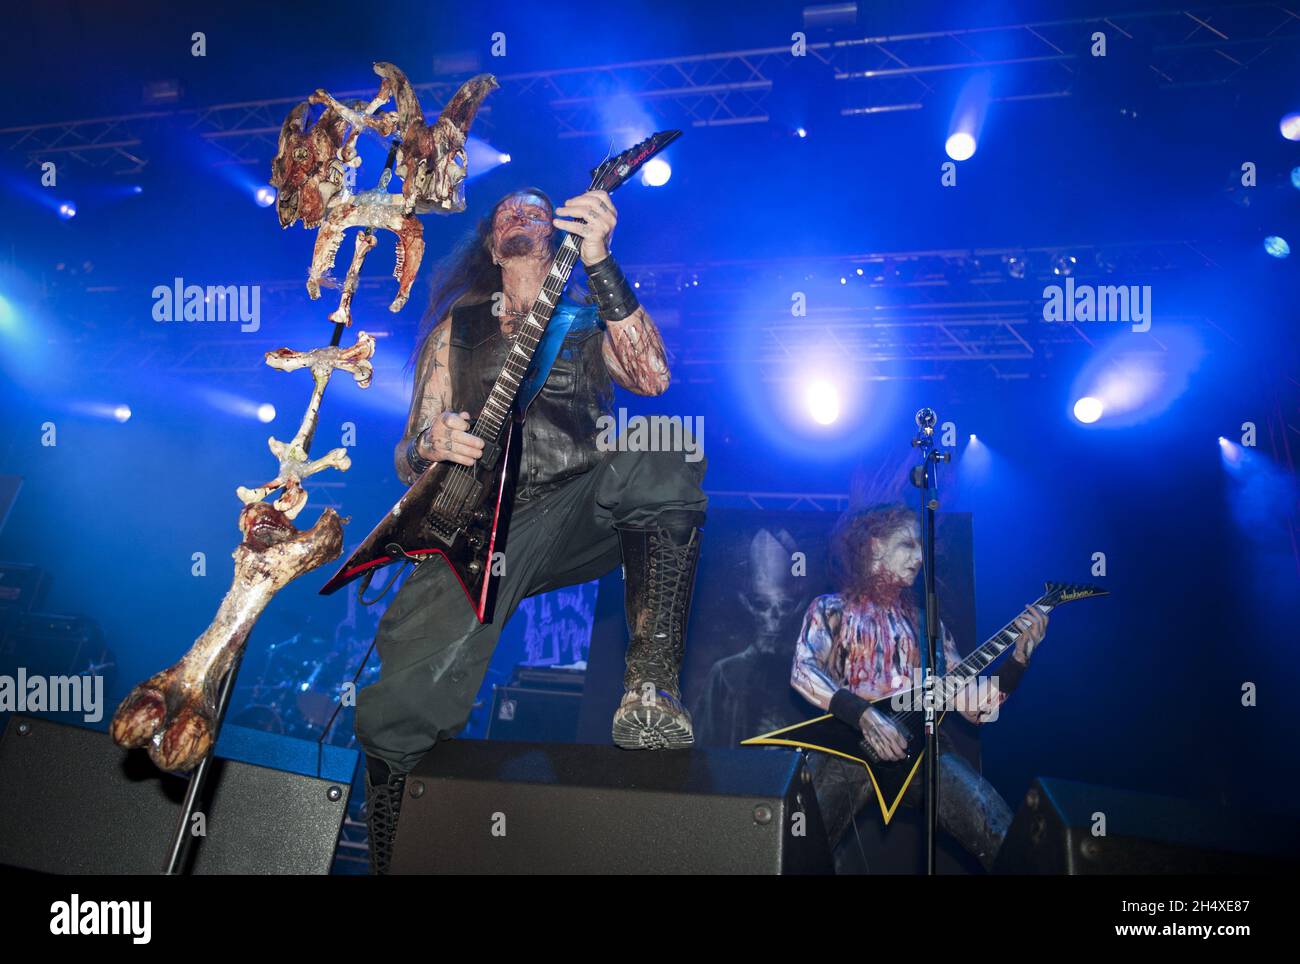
top-left (859, 706), bottom-right (908, 763)
top-left (1010, 604), bottom-right (1049, 663)
top-left (553, 190), bottom-right (617, 266)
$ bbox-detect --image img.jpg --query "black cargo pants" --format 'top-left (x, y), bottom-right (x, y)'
top-left (355, 447), bottom-right (707, 776)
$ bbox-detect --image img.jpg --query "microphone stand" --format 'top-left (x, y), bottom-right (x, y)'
top-left (910, 408), bottom-right (950, 876)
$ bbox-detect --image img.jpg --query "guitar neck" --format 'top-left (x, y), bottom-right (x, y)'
top-left (940, 593), bottom-right (1054, 699)
top-left (471, 232), bottom-right (584, 443)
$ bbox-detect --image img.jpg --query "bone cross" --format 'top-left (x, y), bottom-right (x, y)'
top-left (236, 331), bottom-right (375, 519)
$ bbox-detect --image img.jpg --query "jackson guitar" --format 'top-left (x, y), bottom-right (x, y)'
top-left (742, 582), bottom-right (1108, 825)
top-left (319, 130), bottom-right (683, 620)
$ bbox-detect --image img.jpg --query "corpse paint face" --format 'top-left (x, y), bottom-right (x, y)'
top-left (492, 193), bottom-right (552, 261)
top-left (869, 520), bottom-right (923, 587)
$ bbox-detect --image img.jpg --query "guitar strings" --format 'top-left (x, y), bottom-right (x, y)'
top-left (881, 601), bottom-right (1054, 739)
top-left (432, 234), bottom-right (581, 516)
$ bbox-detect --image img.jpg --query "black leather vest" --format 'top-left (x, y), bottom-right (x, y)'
top-left (450, 298), bottom-right (614, 498)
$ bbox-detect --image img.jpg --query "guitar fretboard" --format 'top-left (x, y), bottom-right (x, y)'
top-left (471, 232), bottom-right (583, 444)
top-left (936, 592), bottom-right (1055, 704)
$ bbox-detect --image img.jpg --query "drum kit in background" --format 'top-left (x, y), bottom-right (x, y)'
top-left (229, 627), bottom-right (380, 748)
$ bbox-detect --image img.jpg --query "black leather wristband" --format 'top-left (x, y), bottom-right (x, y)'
top-left (584, 254), bottom-right (640, 321)
top-left (996, 652), bottom-right (1028, 694)
top-left (830, 688), bottom-right (872, 729)
top-left (405, 430), bottom-right (433, 478)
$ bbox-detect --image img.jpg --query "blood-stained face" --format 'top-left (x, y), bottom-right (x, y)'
top-left (869, 520), bottom-right (923, 587)
top-left (491, 192), bottom-right (553, 261)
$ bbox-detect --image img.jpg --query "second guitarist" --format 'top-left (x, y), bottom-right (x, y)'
top-left (790, 502), bottom-right (1048, 872)
top-left (358, 187), bottom-right (707, 873)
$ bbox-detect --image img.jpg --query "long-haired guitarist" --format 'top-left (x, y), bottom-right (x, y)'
top-left (790, 503), bottom-right (1048, 872)
top-left (355, 187), bottom-right (707, 873)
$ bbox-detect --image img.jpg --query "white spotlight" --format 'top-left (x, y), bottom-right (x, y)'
top-left (113, 405), bottom-right (132, 423)
top-left (805, 379), bottom-right (840, 425)
top-left (945, 132), bottom-right (976, 161)
top-left (254, 186), bottom-right (276, 208)
top-left (641, 158), bottom-right (671, 187)
top-left (1073, 396), bottom-right (1104, 424)
top-left (257, 403), bottom-right (276, 423)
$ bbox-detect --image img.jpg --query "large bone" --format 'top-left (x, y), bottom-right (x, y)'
top-left (110, 503), bottom-right (343, 772)
top-left (111, 331), bottom-right (374, 772)
top-left (113, 63), bottom-right (489, 775)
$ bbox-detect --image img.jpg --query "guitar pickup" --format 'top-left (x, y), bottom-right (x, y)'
top-left (478, 439), bottom-right (501, 470)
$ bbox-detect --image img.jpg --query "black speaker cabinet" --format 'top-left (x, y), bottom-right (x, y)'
top-left (392, 740), bottom-right (832, 874)
top-left (0, 715), bottom-right (351, 874)
top-left (994, 777), bottom-right (1300, 874)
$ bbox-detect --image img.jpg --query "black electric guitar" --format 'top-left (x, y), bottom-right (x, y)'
top-left (320, 130), bottom-right (682, 620)
top-left (742, 582), bottom-right (1108, 825)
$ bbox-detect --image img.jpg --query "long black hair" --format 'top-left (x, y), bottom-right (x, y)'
top-left (401, 187), bottom-right (560, 439)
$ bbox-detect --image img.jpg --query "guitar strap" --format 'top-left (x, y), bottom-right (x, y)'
top-left (515, 299), bottom-right (586, 415)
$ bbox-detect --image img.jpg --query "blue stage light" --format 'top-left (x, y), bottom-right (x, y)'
top-left (1281, 113), bottom-right (1300, 141)
top-left (795, 127), bottom-right (807, 139)
top-left (58, 202), bottom-right (76, 220)
top-left (254, 186), bottom-right (276, 208)
top-left (1073, 396), bottom-right (1104, 424)
top-left (641, 158), bottom-right (671, 187)
top-left (1264, 236), bottom-right (1290, 258)
top-left (114, 405), bottom-right (132, 423)
top-left (1291, 167), bottom-right (1300, 190)
top-left (257, 403), bottom-right (276, 423)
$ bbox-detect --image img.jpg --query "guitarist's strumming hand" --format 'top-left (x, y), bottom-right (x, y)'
top-left (416, 410), bottom-right (486, 468)
top-left (859, 706), bottom-right (909, 763)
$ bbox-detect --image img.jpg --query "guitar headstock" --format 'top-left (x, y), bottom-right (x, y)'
top-left (1043, 582), bottom-right (1109, 606)
top-left (588, 129), bottom-right (682, 194)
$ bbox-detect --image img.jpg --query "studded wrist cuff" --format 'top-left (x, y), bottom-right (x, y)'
top-left (584, 254), bottom-right (640, 322)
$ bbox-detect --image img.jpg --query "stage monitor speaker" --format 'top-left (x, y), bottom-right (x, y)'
top-left (0, 715), bottom-right (351, 874)
top-left (994, 777), bottom-right (1300, 874)
top-left (392, 740), bottom-right (832, 874)
top-left (487, 666), bottom-right (585, 743)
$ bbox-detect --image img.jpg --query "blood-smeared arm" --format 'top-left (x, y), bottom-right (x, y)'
top-left (790, 596), bottom-right (844, 711)
top-left (601, 307), bottom-right (671, 396)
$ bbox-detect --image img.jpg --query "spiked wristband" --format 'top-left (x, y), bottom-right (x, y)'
top-left (585, 254), bottom-right (640, 321)
top-left (405, 429), bottom-right (434, 477)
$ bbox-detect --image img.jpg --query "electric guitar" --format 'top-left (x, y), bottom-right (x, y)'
top-left (319, 130), bottom-right (683, 620)
top-left (742, 582), bottom-right (1108, 825)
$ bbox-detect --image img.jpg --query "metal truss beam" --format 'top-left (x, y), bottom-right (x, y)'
top-left (5, 6), bottom-right (1296, 171)
top-left (52, 238), bottom-right (1227, 382)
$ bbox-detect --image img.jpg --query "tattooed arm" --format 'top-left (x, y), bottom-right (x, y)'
top-left (393, 316), bottom-right (484, 485)
top-left (601, 307), bottom-right (671, 396)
